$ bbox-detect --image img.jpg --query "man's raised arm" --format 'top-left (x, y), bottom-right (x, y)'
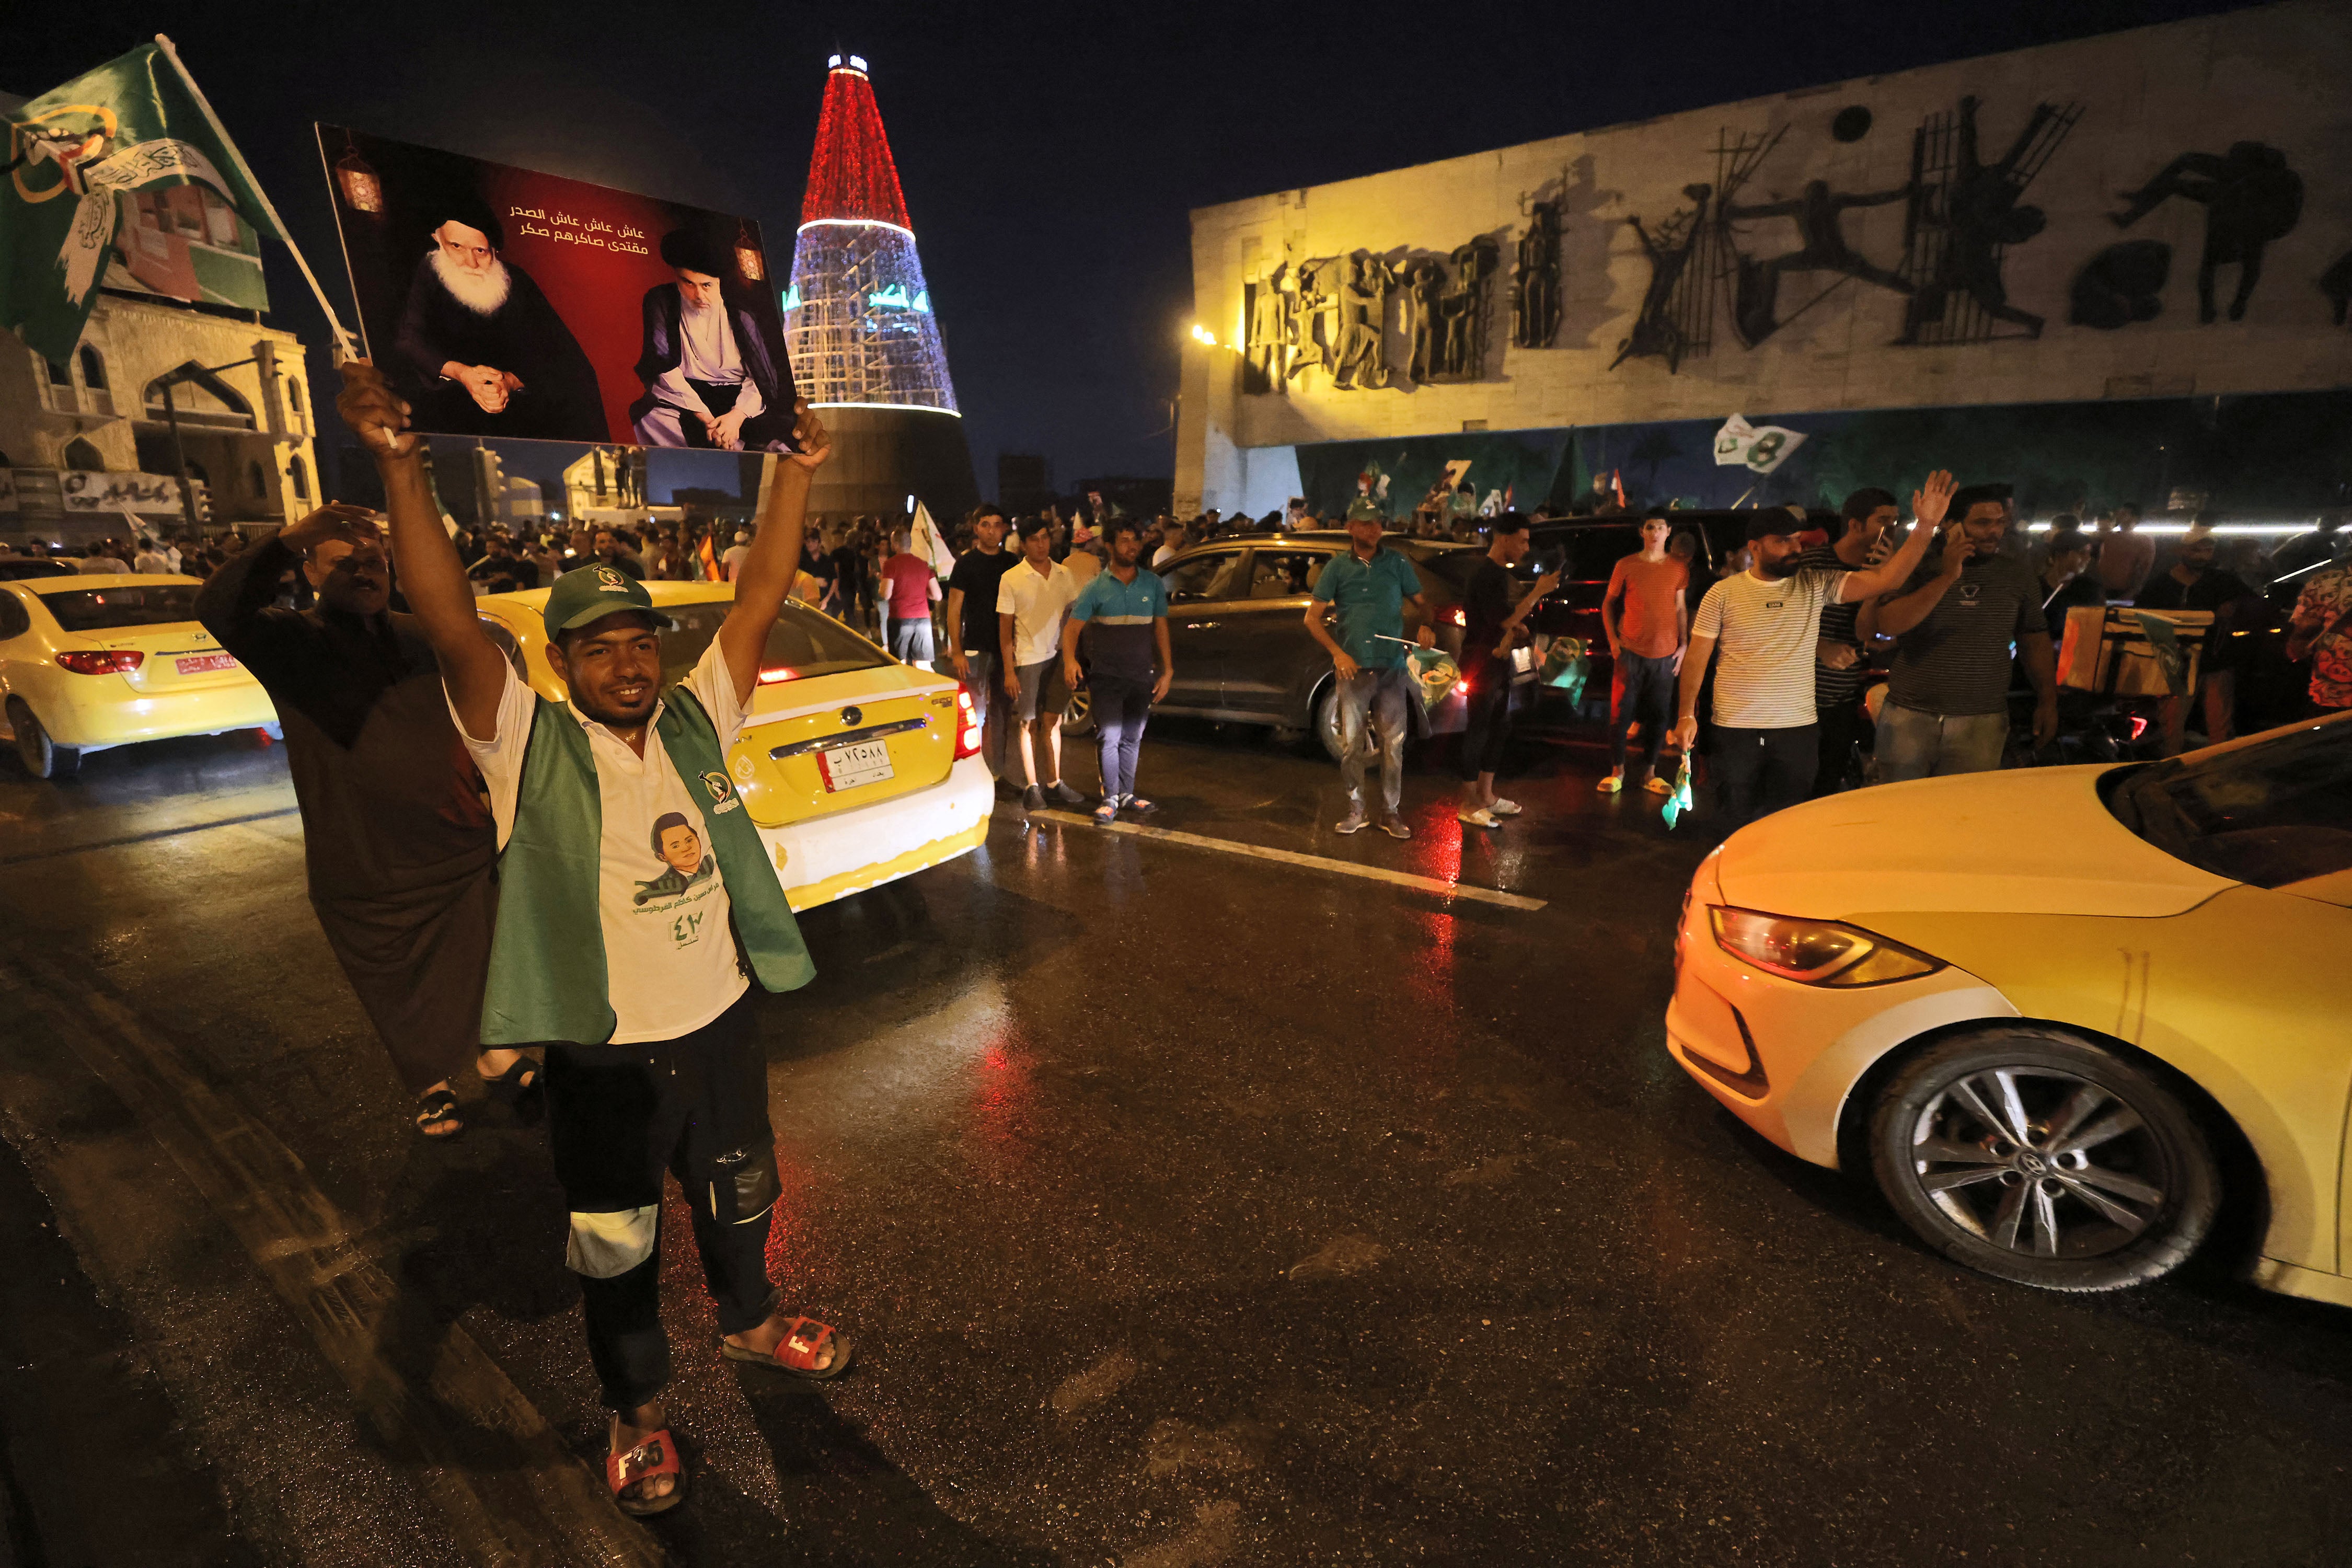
top-left (336, 359), bottom-right (509, 738)
top-left (1838, 469), bottom-right (1956, 603)
top-left (717, 405), bottom-right (832, 705)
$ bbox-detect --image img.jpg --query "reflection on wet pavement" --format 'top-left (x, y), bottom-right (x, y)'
top-left (2, 719), bottom-right (2350, 1564)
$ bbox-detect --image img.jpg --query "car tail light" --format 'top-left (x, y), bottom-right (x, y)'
top-left (757, 664), bottom-right (801, 685)
top-left (1708, 906), bottom-right (1942, 987)
top-left (953, 689), bottom-right (984, 758)
top-left (2127, 715), bottom-right (2149, 741)
top-left (56, 649), bottom-right (145, 675)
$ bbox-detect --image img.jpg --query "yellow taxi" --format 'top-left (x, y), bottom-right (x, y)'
top-left (474, 579), bottom-right (991, 912)
top-left (1666, 713), bottom-right (2352, 1302)
top-left (0, 573), bottom-right (278, 779)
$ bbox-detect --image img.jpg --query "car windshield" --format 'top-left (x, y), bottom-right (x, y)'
top-left (658, 600), bottom-right (886, 686)
top-left (2106, 719), bottom-right (2352, 888)
top-left (38, 584), bottom-right (202, 632)
top-left (0, 559), bottom-right (75, 580)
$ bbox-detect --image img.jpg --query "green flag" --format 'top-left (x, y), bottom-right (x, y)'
top-left (1, 42), bottom-right (282, 363)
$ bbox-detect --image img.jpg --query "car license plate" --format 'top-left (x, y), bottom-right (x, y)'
top-left (175, 652), bottom-right (237, 675)
top-left (815, 738), bottom-right (893, 792)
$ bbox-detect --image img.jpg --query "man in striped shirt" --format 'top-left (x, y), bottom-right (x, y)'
top-left (1674, 474), bottom-right (1954, 828)
top-left (1799, 487), bottom-right (1900, 796)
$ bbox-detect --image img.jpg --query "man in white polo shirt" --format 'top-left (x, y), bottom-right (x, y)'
top-left (997, 516), bottom-right (1085, 814)
top-left (1672, 473), bottom-right (1954, 827)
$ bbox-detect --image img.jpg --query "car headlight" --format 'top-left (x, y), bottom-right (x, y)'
top-left (1708, 906), bottom-right (1943, 987)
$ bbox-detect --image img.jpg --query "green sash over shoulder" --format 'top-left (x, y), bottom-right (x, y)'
top-left (482, 685), bottom-right (814, 1046)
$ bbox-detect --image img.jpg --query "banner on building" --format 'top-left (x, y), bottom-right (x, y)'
top-left (1713, 413), bottom-right (1808, 475)
top-left (1, 43), bottom-right (282, 363)
top-left (317, 125), bottom-right (796, 451)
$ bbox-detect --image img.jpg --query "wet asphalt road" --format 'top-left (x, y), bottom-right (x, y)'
top-left (2, 717), bottom-right (2350, 1567)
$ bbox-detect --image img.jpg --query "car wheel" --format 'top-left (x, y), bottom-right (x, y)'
top-left (1869, 1027), bottom-right (2219, 1293)
top-left (1062, 688), bottom-right (1093, 738)
top-left (8, 701), bottom-right (79, 781)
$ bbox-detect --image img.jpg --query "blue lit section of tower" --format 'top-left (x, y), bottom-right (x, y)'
top-left (785, 56), bottom-right (959, 414)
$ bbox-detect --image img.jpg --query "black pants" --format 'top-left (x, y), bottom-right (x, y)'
top-left (1711, 723), bottom-right (1819, 828)
top-left (1459, 659), bottom-right (1512, 779)
top-left (1809, 689), bottom-right (1870, 798)
top-left (1609, 650), bottom-right (1677, 776)
top-left (547, 992), bottom-right (779, 1411)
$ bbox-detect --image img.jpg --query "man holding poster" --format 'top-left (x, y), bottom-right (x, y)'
top-left (631, 228), bottom-right (799, 451)
top-left (338, 357), bottom-right (848, 1517)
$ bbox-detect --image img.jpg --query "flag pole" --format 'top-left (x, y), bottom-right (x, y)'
top-left (152, 34), bottom-right (359, 363)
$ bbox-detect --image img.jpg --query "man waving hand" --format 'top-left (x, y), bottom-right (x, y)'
top-left (340, 359), bottom-right (849, 1517)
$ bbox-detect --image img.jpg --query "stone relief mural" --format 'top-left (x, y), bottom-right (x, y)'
top-left (1237, 83), bottom-right (2350, 397)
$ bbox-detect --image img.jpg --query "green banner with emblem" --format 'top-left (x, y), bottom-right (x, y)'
top-left (1, 42), bottom-right (283, 363)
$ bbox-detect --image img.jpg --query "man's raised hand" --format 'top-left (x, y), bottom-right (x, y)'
top-left (278, 501), bottom-right (381, 556)
top-left (1911, 469), bottom-right (1958, 530)
top-left (786, 401), bottom-right (832, 470)
top-left (338, 359), bottom-right (421, 460)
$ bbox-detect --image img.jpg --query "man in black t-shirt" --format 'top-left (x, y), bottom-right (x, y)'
top-left (944, 505), bottom-right (1019, 778)
top-left (2139, 525), bottom-right (2258, 753)
top-left (1458, 514), bottom-right (1561, 828)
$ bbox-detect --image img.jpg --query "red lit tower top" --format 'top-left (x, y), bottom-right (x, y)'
top-left (802, 54), bottom-right (912, 230)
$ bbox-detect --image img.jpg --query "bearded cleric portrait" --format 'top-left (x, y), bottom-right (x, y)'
top-left (630, 227), bottom-right (799, 451)
top-left (320, 125), bottom-right (793, 447)
top-left (391, 193), bottom-right (606, 441)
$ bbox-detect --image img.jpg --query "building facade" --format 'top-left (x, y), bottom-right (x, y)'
top-left (2, 292), bottom-right (318, 547)
top-left (1177, 0), bottom-right (2352, 522)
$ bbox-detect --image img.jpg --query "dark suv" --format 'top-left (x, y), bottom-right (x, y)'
top-left (1076, 533), bottom-right (1477, 757)
top-left (1418, 510), bottom-right (1837, 727)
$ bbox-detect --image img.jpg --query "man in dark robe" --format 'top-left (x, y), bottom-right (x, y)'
top-left (392, 199), bottom-right (608, 441)
top-left (196, 503), bottom-right (528, 1138)
top-left (629, 228), bottom-right (798, 451)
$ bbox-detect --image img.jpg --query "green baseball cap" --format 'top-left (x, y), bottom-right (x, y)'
top-left (542, 561), bottom-right (662, 642)
top-left (1345, 498), bottom-right (1383, 523)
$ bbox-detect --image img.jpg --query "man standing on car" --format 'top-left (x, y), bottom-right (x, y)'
top-left (337, 359), bottom-right (849, 1519)
top-left (1063, 518), bottom-right (1172, 824)
top-left (998, 516), bottom-right (1086, 815)
top-left (197, 503), bottom-right (525, 1142)
top-left (1308, 499), bottom-right (1437, 839)
top-left (1674, 476), bottom-right (1953, 827)
top-left (1458, 515), bottom-right (1561, 827)
top-left (1867, 482), bottom-right (2059, 781)
top-left (944, 504), bottom-right (1017, 779)
top-left (1599, 514), bottom-right (1689, 797)
top-left (1798, 488), bottom-right (1899, 796)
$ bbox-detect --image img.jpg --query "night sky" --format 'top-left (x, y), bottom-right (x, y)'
top-left (3, 0), bottom-right (2252, 508)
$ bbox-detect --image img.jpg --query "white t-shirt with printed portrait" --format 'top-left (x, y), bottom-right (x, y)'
top-left (453, 638), bottom-right (753, 1044)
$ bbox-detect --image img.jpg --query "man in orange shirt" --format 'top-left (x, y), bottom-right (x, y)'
top-left (1598, 514), bottom-right (1689, 793)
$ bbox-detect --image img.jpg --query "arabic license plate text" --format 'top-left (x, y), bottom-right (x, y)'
top-left (175, 652), bottom-right (237, 675)
top-left (816, 739), bottom-right (893, 792)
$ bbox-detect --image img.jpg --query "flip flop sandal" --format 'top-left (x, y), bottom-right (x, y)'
top-left (606, 1428), bottom-right (685, 1517)
top-left (1125, 797), bottom-right (1158, 815)
top-left (478, 1056), bottom-right (542, 1110)
top-left (413, 1089), bottom-right (465, 1141)
top-left (1092, 802), bottom-right (1119, 825)
top-left (720, 1316), bottom-right (855, 1381)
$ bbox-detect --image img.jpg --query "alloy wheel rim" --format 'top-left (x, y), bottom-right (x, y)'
top-left (1908, 1066), bottom-right (2170, 1260)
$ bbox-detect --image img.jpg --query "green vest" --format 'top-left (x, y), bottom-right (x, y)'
top-left (481, 686), bottom-right (814, 1046)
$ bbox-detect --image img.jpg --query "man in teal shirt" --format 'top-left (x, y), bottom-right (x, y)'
top-left (1306, 500), bottom-right (1435, 838)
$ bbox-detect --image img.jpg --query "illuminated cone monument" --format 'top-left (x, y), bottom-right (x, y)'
top-left (785, 53), bottom-right (975, 518)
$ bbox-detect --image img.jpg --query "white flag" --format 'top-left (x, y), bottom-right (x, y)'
top-left (1713, 413), bottom-right (1807, 475)
top-left (909, 500), bottom-right (956, 576)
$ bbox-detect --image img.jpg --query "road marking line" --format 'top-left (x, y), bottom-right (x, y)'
top-left (0, 805), bottom-right (301, 867)
top-left (2, 945), bottom-right (662, 1567)
top-left (1014, 809), bottom-right (1547, 910)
